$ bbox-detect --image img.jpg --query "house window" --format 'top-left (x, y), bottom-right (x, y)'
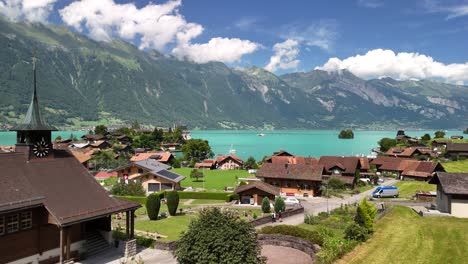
top-left (6, 214), bottom-right (19, 233)
top-left (138, 168), bottom-right (143, 173)
top-left (283, 182), bottom-right (290, 188)
top-left (0, 216), bottom-right (4, 235)
top-left (20, 212), bottom-right (32, 230)
top-left (127, 168), bottom-right (131, 173)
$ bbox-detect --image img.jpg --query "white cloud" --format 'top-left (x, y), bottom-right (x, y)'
top-left (59, 0), bottom-right (257, 63)
top-left (172, 37), bottom-right (258, 64)
top-left (0, 0), bottom-right (57, 22)
top-left (423, 0), bottom-right (468, 19)
top-left (265, 39), bottom-right (300, 72)
top-left (316, 49), bottom-right (468, 84)
top-left (357, 0), bottom-right (384, 8)
top-left (234, 17), bottom-right (258, 30)
top-left (281, 20), bottom-right (338, 51)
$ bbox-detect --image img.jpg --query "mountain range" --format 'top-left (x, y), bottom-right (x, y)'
top-left (0, 17), bottom-right (467, 130)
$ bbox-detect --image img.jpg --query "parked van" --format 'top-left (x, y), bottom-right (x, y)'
top-left (372, 186), bottom-right (399, 198)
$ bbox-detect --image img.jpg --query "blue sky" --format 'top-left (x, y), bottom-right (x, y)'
top-left (1, 0), bottom-right (468, 83)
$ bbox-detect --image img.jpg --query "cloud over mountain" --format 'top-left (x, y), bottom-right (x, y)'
top-left (265, 39), bottom-right (300, 72)
top-left (316, 49), bottom-right (468, 84)
top-left (0, 0), bottom-right (57, 22)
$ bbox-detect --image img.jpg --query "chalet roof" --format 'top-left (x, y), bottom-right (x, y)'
top-left (194, 162), bottom-right (213, 168)
top-left (376, 158), bottom-right (443, 178)
top-left (429, 172), bottom-right (468, 195)
top-left (446, 143), bottom-right (468, 152)
top-left (257, 163), bottom-right (323, 181)
top-left (113, 159), bottom-right (184, 183)
top-left (130, 152), bottom-right (173, 163)
top-left (268, 156), bottom-right (319, 165)
top-left (385, 147), bottom-right (419, 157)
top-left (318, 156), bottom-right (360, 174)
top-left (82, 134), bottom-right (107, 141)
top-left (90, 140), bottom-right (110, 148)
top-left (0, 151), bottom-right (139, 226)
top-left (235, 181), bottom-right (280, 196)
top-left (216, 154), bottom-right (243, 164)
top-left (10, 60), bottom-right (57, 131)
top-left (70, 149), bottom-right (95, 164)
top-left (273, 149), bottom-right (294, 157)
top-left (94, 171), bottom-right (118, 179)
top-left (359, 158), bottom-right (370, 170)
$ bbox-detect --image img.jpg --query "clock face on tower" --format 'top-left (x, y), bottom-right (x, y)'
top-left (32, 139), bottom-right (50, 158)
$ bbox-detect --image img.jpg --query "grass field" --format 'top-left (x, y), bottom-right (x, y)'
top-left (337, 206), bottom-right (468, 264)
top-left (394, 181), bottom-right (436, 199)
top-left (442, 160), bottom-right (468, 172)
top-left (173, 168), bottom-right (254, 191)
top-left (189, 199), bottom-right (226, 205)
top-left (135, 214), bottom-right (195, 241)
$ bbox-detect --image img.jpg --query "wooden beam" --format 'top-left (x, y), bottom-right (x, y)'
top-left (126, 211), bottom-right (130, 239)
top-left (66, 227), bottom-right (71, 260)
top-left (59, 228), bottom-right (64, 263)
top-left (130, 210), bottom-right (135, 238)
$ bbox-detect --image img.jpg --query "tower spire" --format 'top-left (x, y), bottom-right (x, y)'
top-left (10, 52), bottom-right (57, 131)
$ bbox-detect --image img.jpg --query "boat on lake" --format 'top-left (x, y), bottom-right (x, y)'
top-left (257, 133), bottom-right (266, 137)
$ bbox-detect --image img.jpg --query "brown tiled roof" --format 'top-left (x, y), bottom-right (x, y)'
top-left (269, 156), bottom-right (319, 165)
top-left (0, 153), bottom-right (45, 212)
top-left (257, 163), bottom-right (323, 181)
top-left (385, 147), bottom-right (419, 157)
top-left (376, 158), bottom-right (442, 178)
top-left (94, 171), bottom-right (118, 179)
top-left (359, 158), bottom-right (370, 170)
top-left (446, 143), bottom-right (468, 152)
top-left (318, 156), bottom-right (360, 174)
top-left (70, 148), bottom-right (95, 164)
top-left (0, 150), bottom-right (140, 225)
top-left (130, 152), bottom-right (173, 163)
top-left (235, 181), bottom-right (280, 196)
top-left (273, 149), bottom-right (294, 156)
top-left (194, 162), bottom-right (213, 168)
top-left (429, 172), bottom-right (468, 195)
top-left (216, 154), bottom-right (243, 164)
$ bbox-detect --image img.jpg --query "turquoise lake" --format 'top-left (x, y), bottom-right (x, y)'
top-left (1, 130), bottom-right (460, 160)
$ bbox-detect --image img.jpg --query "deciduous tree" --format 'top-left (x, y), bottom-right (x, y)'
top-left (175, 208), bottom-right (266, 264)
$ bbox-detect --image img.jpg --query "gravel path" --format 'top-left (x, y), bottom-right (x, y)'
top-left (261, 245), bottom-right (312, 264)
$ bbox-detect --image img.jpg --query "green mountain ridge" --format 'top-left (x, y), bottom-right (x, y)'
top-left (0, 18), bottom-right (467, 129)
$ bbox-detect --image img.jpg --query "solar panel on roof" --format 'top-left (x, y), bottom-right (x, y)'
top-left (157, 169), bottom-right (183, 181)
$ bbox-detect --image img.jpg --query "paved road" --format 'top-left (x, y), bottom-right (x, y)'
top-left (256, 179), bottom-right (399, 228)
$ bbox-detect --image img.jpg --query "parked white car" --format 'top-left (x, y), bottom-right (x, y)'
top-left (284, 197), bottom-right (301, 206)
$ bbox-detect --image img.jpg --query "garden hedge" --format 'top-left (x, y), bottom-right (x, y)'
top-left (259, 225), bottom-right (324, 246)
top-left (178, 191), bottom-right (230, 200)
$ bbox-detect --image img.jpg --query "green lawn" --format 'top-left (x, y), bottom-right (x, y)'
top-left (189, 199), bottom-right (226, 205)
top-left (135, 214), bottom-right (195, 241)
top-left (337, 206), bottom-right (468, 264)
top-left (394, 181), bottom-right (436, 199)
top-left (442, 160), bottom-right (468, 172)
top-left (173, 168), bottom-right (254, 191)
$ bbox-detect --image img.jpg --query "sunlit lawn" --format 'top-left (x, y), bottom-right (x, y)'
top-left (394, 181), bottom-right (436, 199)
top-left (189, 199), bottom-right (226, 205)
top-left (173, 168), bottom-right (254, 191)
top-left (442, 160), bottom-right (468, 173)
top-left (337, 206), bottom-right (468, 264)
top-left (135, 213), bottom-right (195, 241)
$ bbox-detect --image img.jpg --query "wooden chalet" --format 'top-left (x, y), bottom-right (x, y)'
top-left (113, 159), bottom-right (185, 193)
top-left (371, 157), bottom-right (444, 181)
top-left (318, 156), bottom-right (361, 185)
top-left (446, 142), bottom-right (468, 158)
top-left (429, 172), bottom-right (468, 218)
top-left (0, 60), bottom-right (139, 264)
top-left (194, 159), bottom-right (217, 170)
top-left (384, 147), bottom-right (434, 159)
top-left (235, 181), bottom-right (280, 205)
top-left (216, 154), bottom-right (244, 170)
top-left (256, 163), bottom-right (323, 196)
top-left (81, 134), bottom-right (108, 142)
top-left (89, 140), bottom-right (112, 150)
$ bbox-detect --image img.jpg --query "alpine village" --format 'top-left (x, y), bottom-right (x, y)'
top-left (1, 2), bottom-right (468, 264)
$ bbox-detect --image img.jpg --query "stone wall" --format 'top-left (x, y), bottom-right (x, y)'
top-left (154, 241), bottom-right (178, 251)
top-left (249, 207), bottom-right (304, 226)
top-left (257, 234), bottom-right (320, 262)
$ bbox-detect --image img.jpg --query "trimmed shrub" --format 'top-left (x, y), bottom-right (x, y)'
top-left (225, 193), bottom-right (239, 202)
top-left (259, 225), bottom-right (324, 246)
top-left (344, 222), bottom-right (369, 242)
top-left (166, 191), bottom-right (180, 216)
top-left (274, 197), bottom-right (285, 213)
top-left (178, 191), bottom-right (228, 200)
top-left (146, 193), bottom-right (161, 220)
top-left (261, 197), bottom-right (271, 214)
